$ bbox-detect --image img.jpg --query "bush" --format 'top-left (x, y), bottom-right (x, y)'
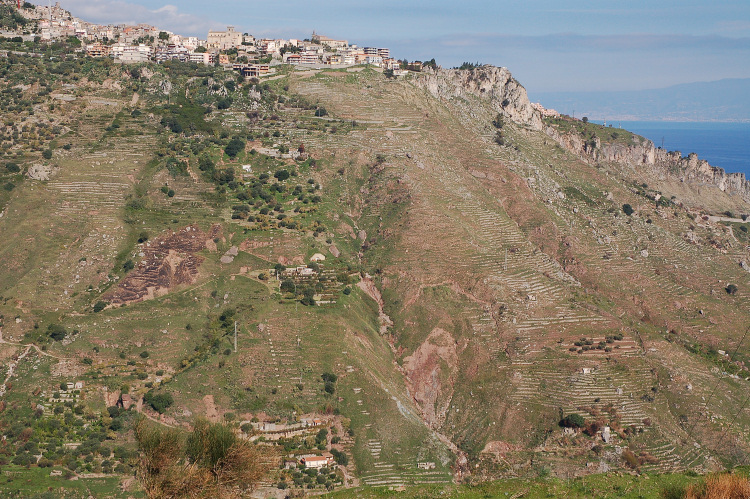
top-left (685, 473), bottom-right (750, 499)
top-left (225, 137), bottom-right (245, 158)
top-left (47, 324), bottom-right (67, 341)
top-left (314, 107), bottom-right (328, 117)
top-left (93, 301), bottom-right (107, 313)
top-left (726, 284), bottom-right (738, 295)
top-left (5, 162), bottom-right (19, 173)
top-left (144, 391), bottom-right (174, 414)
top-left (559, 413), bottom-right (585, 428)
top-left (280, 279), bottom-right (296, 294)
top-left (42, 149), bottom-right (53, 159)
top-left (622, 203), bottom-right (634, 216)
top-left (621, 449), bottom-right (639, 469)
top-left (274, 169), bottom-right (290, 181)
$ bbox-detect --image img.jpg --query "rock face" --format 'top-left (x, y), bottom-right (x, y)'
top-left (413, 65), bottom-right (543, 130)
top-left (545, 124), bottom-right (750, 201)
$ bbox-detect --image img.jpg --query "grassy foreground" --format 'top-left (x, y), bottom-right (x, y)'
top-left (329, 468), bottom-right (750, 499)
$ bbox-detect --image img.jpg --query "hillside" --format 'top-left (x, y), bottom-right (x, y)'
top-left (1, 47), bottom-right (750, 496)
top-left (532, 78), bottom-right (750, 122)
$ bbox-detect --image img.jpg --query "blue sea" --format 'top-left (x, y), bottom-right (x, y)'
top-left (592, 121), bottom-right (750, 177)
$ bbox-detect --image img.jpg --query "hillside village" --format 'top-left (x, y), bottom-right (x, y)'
top-left (6, 1), bottom-right (412, 74)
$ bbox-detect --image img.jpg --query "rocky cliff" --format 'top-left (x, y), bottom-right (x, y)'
top-left (544, 124), bottom-right (750, 202)
top-left (413, 65), bottom-right (543, 130)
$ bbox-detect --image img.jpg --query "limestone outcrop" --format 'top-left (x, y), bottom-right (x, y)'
top-left (545, 124), bottom-right (750, 201)
top-left (414, 65), bottom-right (543, 130)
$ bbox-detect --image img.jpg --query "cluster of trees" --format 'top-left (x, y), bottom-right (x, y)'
top-left (456, 61), bottom-right (483, 70)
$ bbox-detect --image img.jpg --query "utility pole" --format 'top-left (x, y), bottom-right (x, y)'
top-left (234, 321), bottom-right (237, 352)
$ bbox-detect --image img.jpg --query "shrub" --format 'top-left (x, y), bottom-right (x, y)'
top-left (559, 413), bottom-right (585, 428)
top-left (144, 391), bottom-right (174, 414)
top-left (216, 97), bottom-right (233, 110)
top-left (93, 301), bottom-right (107, 313)
top-left (42, 149), bottom-right (53, 159)
top-left (5, 162), bottom-right (19, 172)
top-left (621, 449), bottom-right (639, 469)
top-left (726, 284), bottom-right (738, 295)
top-left (47, 324), bottom-right (67, 341)
top-left (685, 473), bottom-right (750, 499)
top-left (225, 137), bottom-right (245, 158)
top-left (274, 169), bottom-right (290, 181)
top-left (622, 203), bottom-right (634, 216)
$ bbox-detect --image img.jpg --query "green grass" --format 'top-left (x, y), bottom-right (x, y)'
top-left (0, 465), bottom-right (138, 498)
top-left (328, 470), bottom-right (719, 498)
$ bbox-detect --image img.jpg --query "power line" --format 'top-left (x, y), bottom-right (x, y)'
top-left (685, 327), bottom-right (749, 441)
top-left (714, 392), bottom-right (750, 454)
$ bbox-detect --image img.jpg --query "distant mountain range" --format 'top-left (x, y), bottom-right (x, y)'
top-left (531, 78), bottom-right (750, 122)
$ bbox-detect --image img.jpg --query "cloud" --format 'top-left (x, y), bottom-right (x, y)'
top-left (56, 0), bottom-right (222, 35)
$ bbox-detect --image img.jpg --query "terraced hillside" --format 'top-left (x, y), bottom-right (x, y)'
top-left (1, 54), bottom-right (750, 496)
top-left (285, 66), bottom-right (750, 477)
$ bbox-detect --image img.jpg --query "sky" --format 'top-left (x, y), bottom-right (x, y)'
top-left (49, 0), bottom-right (750, 95)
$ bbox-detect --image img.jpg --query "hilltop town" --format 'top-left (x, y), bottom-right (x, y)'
top-left (5, 1), bottom-right (412, 74)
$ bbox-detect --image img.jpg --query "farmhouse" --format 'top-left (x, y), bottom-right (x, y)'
top-left (300, 455), bottom-right (334, 469)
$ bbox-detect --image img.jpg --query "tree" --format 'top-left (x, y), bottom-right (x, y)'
top-left (158, 31), bottom-right (169, 41)
top-left (144, 391), bottom-right (174, 414)
top-left (560, 413), bottom-right (585, 428)
top-left (47, 324), bottom-right (67, 342)
top-left (225, 137), bottom-right (245, 158)
top-left (274, 169), bottom-right (290, 181)
top-left (216, 97), bottom-right (233, 110)
top-left (582, 116), bottom-right (589, 123)
top-left (280, 279), bottom-right (296, 294)
top-left (195, 46), bottom-right (207, 53)
top-left (726, 284), bottom-right (738, 295)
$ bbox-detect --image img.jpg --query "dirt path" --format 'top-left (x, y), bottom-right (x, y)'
top-left (0, 344), bottom-right (32, 397)
top-left (130, 92), bottom-right (139, 106)
top-left (0, 328), bottom-right (65, 360)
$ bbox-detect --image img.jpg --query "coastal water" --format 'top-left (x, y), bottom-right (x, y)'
top-left (592, 121), bottom-right (750, 177)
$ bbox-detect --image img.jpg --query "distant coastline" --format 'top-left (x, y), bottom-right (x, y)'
top-left (594, 120), bottom-right (750, 177)
top-left (532, 78), bottom-right (750, 124)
